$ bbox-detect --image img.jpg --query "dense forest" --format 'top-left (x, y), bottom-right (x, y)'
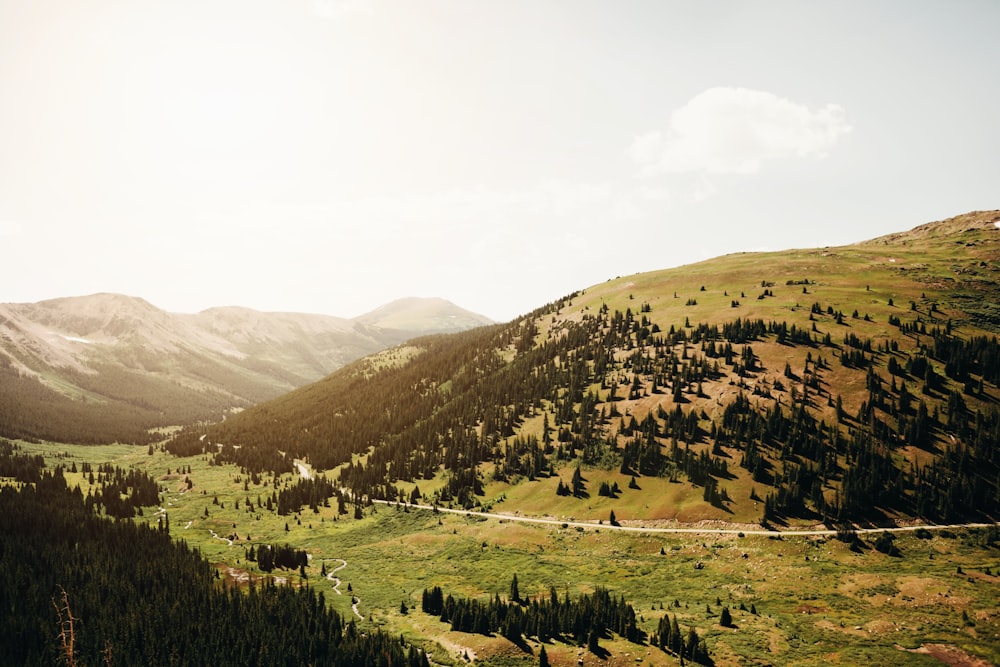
top-left (0, 351), bottom-right (267, 445)
top-left (0, 443), bottom-right (429, 667)
top-left (169, 287), bottom-right (1000, 524)
top-left (0, 364), bottom-right (164, 444)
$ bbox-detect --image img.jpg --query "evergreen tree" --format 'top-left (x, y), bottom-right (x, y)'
top-left (587, 626), bottom-right (601, 653)
top-left (571, 465), bottom-right (585, 496)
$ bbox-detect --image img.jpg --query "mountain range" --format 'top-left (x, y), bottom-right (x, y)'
top-left (3, 210), bottom-right (1000, 667)
top-left (0, 294), bottom-right (492, 443)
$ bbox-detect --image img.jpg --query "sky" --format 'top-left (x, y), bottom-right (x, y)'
top-left (1, 0), bottom-right (997, 322)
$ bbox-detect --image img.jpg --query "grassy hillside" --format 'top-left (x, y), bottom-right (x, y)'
top-left (171, 210), bottom-right (1000, 527)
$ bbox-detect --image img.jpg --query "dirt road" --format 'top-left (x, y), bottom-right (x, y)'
top-left (370, 499), bottom-right (996, 537)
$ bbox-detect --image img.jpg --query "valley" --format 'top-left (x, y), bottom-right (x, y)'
top-left (2, 211), bottom-right (999, 666)
top-left (8, 439), bottom-right (999, 666)
top-left (0, 295), bottom-right (492, 444)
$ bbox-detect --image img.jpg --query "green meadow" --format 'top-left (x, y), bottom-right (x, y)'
top-left (19, 441), bottom-right (1000, 667)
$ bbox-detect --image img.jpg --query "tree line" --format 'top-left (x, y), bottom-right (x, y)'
top-left (420, 577), bottom-right (713, 665)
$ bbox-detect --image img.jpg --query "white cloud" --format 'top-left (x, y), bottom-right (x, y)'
top-left (630, 87), bottom-right (851, 175)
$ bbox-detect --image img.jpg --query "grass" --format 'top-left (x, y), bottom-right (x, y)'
top-left (522, 222), bottom-right (1000, 534)
top-left (18, 440), bottom-right (997, 666)
top-left (321, 510), bottom-right (998, 666)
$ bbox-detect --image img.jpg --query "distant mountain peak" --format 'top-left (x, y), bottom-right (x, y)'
top-left (353, 296), bottom-right (494, 333)
top-left (34, 292), bottom-right (162, 318)
top-left (0, 292), bottom-right (495, 443)
top-left (19, 292), bottom-right (174, 343)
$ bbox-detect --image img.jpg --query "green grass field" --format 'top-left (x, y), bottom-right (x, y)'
top-left (17, 441), bottom-right (999, 667)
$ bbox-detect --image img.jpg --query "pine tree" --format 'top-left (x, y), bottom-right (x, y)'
top-left (587, 626), bottom-right (601, 653)
top-left (685, 626), bottom-right (700, 660)
top-left (571, 465), bottom-right (585, 496)
top-left (538, 644), bottom-right (549, 667)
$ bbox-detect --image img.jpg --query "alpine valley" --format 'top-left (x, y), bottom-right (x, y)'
top-left (2, 211), bottom-right (999, 667)
top-left (0, 295), bottom-right (493, 444)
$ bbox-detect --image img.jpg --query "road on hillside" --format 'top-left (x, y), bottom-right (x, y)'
top-left (369, 499), bottom-right (996, 537)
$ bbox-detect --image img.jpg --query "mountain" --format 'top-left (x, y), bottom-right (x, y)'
top-left (354, 296), bottom-right (495, 333)
top-left (172, 210), bottom-right (1000, 525)
top-left (0, 294), bottom-right (492, 444)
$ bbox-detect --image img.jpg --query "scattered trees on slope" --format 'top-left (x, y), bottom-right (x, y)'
top-left (165, 288), bottom-right (1000, 524)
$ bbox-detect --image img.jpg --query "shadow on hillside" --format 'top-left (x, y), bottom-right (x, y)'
top-left (510, 635), bottom-right (534, 656)
top-left (589, 644), bottom-right (611, 660)
top-left (980, 391), bottom-right (999, 406)
top-left (759, 515), bottom-right (788, 529)
top-left (713, 501), bottom-right (735, 515)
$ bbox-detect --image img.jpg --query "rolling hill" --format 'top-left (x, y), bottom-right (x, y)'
top-left (171, 210), bottom-right (1000, 526)
top-left (0, 294), bottom-right (492, 444)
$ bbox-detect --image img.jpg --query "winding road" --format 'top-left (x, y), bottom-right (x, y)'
top-left (369, 498), bottom-right (997, 537)
top-left (323, 557), bottom-right (363, 619)
top-left (208, 528), bottom-right (234, 546)
top-left (324, 558), bottom-right (347, 595)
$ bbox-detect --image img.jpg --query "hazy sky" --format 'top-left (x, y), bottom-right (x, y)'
top-left (2, 1), bottom-right (997, 321)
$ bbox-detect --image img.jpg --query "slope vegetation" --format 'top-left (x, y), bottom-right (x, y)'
top-left (171, 211), bottom-right (1000, 525)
